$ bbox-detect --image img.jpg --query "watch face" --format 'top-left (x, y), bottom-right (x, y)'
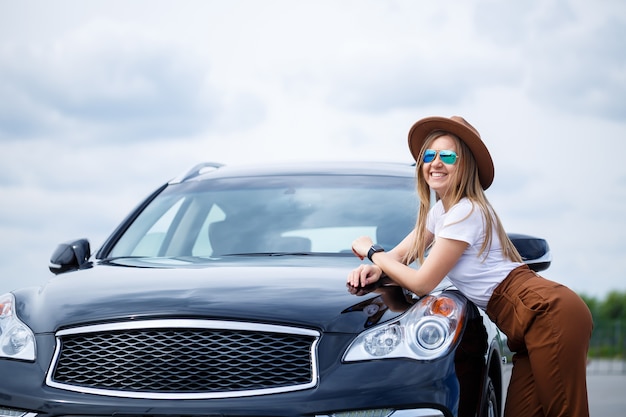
top-left (368, 245), bottom-right (384, 261)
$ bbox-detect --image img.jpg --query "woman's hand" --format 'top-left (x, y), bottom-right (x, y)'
top-left (347, 264), bottom-right (383, 288)
top-left (351, 236), bottom-right (374, 260)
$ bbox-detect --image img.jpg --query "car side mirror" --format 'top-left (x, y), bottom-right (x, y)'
top-left (508, 233), bottom-right (551, 272)
top-left (49, 238), bottom-right (92, 275)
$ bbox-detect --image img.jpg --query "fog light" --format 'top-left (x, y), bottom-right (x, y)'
top-left (332, 409), bottom-right (394, 417)
top-left (0, 407), bottom-right (34, 417)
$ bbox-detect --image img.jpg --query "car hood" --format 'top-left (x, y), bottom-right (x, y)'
top-left (15, 256), bottom-right (412, 334)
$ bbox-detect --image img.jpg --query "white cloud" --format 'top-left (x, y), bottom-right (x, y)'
top-left (0, 0), bottom-right (625, 298)
top-left (0, 20), bottom-right (222, 141)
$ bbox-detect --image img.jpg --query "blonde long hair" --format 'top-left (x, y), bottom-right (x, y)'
top-left (404, 131), bottom-right (523, 265)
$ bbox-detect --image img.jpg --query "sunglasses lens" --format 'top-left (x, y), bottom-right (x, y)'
top-left (423, 149), bottom-right (458, 164)
top-left (439, 151), bottom-right (458, 164)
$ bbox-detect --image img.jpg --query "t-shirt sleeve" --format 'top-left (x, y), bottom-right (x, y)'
top-left (438, 200), bottom-right (483, 245)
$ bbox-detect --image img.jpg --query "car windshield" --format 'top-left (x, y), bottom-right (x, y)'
top-left (108, 174), bottom-right (418, 259)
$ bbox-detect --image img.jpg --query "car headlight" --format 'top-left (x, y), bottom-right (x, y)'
top-left (0, 293), bottom-right (36, 361)
top-left (343, 292), bottom-right (466, 362)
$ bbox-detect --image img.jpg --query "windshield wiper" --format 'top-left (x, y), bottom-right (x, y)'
top-left (220, 252), bottom-right (313, 256)
top-left (219, 252), bottom-right (353, 257)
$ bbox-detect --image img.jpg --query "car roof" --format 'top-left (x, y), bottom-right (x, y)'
top-left (170, 161), bottom-right (417, 184)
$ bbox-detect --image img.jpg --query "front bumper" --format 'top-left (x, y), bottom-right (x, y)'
top-left (0, 332), bottom-right (459, 417)
top-left (3, 409), bottom-right (444, 417)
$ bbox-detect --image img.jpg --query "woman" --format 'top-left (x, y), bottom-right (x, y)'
top-left (347, 116), bottom-right (593, 417)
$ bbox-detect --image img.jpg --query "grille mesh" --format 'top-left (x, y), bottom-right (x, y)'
top-left (52, 326), bottom-right (316, 394)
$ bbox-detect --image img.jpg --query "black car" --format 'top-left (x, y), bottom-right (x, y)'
top-left (0, 161), bottom-right (551, 417)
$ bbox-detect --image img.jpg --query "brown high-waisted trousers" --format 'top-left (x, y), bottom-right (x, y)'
top-left (486, 265), bottom-right (593, 417)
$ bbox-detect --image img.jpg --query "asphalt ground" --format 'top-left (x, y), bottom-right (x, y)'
top-left (587, 373), bottom-right (626, 416)
top-left (501, 360), bottom-right (625, 416)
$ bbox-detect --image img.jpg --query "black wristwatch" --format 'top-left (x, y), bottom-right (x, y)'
top-left (367, 244), bottom-right (385, 262)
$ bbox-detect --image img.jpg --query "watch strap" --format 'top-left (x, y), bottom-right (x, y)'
top-left (367, 244), bottom-right (385, 262)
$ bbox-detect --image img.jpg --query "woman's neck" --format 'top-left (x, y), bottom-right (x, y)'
top-left (439, 194), bottom-right (454, 212)
top-left (440, 194), bottom-right (466, 212)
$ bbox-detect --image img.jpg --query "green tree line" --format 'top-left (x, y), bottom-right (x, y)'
top-left (580, 290), bottom-right (626, 358)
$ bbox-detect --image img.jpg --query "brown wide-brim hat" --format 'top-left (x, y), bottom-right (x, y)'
top-left (408, 115), bottom-right (495, 189)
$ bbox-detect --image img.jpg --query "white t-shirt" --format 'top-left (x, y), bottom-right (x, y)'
top-left (426, 198), bottom-right (523, 309)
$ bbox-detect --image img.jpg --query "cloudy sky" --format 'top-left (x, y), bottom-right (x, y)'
top-left (1, 0), bottom-right (625, 298)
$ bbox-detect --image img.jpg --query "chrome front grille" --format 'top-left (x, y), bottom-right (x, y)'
top-left (46, 320), bottom-right (320, 399)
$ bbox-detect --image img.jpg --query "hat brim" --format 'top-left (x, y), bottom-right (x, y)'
top-left (408, 116), bottom-right (494, 190)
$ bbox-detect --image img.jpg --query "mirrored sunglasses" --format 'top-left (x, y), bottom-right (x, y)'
top-left (423, 149), bottom-right (459, 165)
